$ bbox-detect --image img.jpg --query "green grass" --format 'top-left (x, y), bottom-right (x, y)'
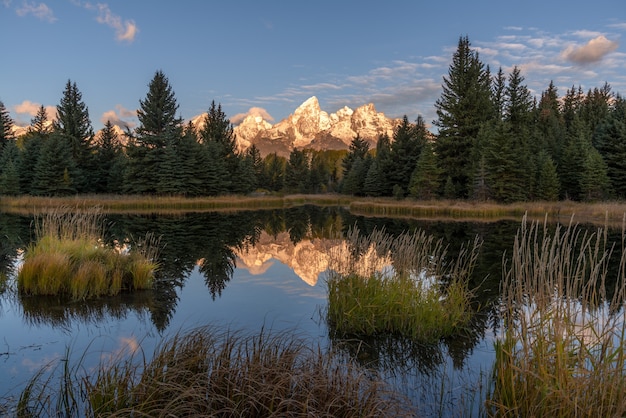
top-left (14, 326), bottom-right (410, 417)
top-left (326, 227), bottom-right (480, 343)
top-left (487, 216), bottom-right (626, 417)
top-left (17, 208), bottom-right (159, 300)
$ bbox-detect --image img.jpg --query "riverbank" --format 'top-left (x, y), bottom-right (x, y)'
top-left (1, 194), bottom-right (625, 226)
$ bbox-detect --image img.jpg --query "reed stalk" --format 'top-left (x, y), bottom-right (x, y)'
top-left (488, 215), bottom-right (626, 417)
top-left (14, 326), bottom-right (410, 417)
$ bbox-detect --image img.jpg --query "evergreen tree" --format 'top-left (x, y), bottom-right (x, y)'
top-left (285, 149), bottom-right (309, 193)
top-left (54, 80), bottom-right (94, 192)
top-left (203, 140), bottom-right (230, 195)
top-left (492, 67), bottom-right (507, 120)
top-left (534, 151), bottom-right (560, 201)
top-left (198, 101), bottom-right (240, 192)
top-left (595, 96), bottom-right (626, 198)
top-left (32, 132), bottom-right (78, 196)
top-left (372, 133), bottom-right (394, 195)
top-left (30, 105), bottom-right (51, 135)
top-left (261, 153), bottom-right (285, 192)
top-left (19, 108), bottom-right (51, 193)
top-left (559, 120), bottom-right (588, 200)
top-left (363, 156), bottom-right (384, 197)
top-left (409, 142), bottom-right (441, 200)
top-left (0, 100), bottom-right (15, 149)
top-left (341, 134), bottom-right (369, 177)
top-left (0, 140), bottom-right (21, 195)
top-left (342, 156), bottom-right (368, 195)
top-left (434, 35), bottom-right (493, 198)
top-left (580, 148), bottom-right (611, 201)
top-left (91, 121), bottom-right (122, 193)
top-left (388, 115), bottom-right (427, 196)
top-left (535, 81), bottom-right (564, 161)
top-left (126, 70), bottom-right (183, 194)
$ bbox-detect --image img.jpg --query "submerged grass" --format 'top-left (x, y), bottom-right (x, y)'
top-left (15, 326), bottom-right (410, 417)
top-left (488, 215), bottom-right (626, 417)
top-left (326, 227), bottom-right (481, 343)
top-left (17, 208), bottom-right (159, 299)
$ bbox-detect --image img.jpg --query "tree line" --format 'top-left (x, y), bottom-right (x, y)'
top-left (0, 36), bottom-right (624, 202)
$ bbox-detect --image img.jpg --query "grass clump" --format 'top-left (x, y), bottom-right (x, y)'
top-left (15, 326), bottom-right (410, 417)
top-left (488, 215), bottom-right (626, 417)
top-left (326, 227), bottom-right (481, 343)
top-left (17, 208), bottom-right (159, 300)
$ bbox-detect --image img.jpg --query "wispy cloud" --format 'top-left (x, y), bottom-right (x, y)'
top-left (231, 107), bottom-right (274, 125)
top-left (74, 1), bottom-right (138, 42)
top-left (100, 104), bottom-right (136, 129)
top-left (14, 1), bottom-right (56, 22)
top-left (561, 35), bottom-right (619, 64)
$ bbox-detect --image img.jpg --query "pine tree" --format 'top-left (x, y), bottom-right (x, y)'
top-left (594, 96), bottom-right (626, 198)
top-left (434, 35), bottom-right (493, 198)
top-left (534, 151), bottom-right (560, 201)
top-left (126, 70), bottom-right (183, 194)
top-left (261, 153), bottom-right (286, 192)
top-left (199, 101), bottom-right (239, 192)
top-left (285, 149), bottom-right (309, 193)
top-left (372, 133), bottom-right (393, 195)
top-left (342, 157), bottom-right (367, 195)
top-left (0, 100), bottom-right (15, 149)
top-left (54, 80), bottom-right (94, 192)
top-left (388, 115), bottom-right (426, 196)
top-left (409, 142), bottom-right (441, 200)
top-left (580, 148), bottom-right (611, 201)
top-left (91, 121), bottom-right (122, 193)
top-left (535, 81), bottom-right (564, 161)
top-left (30, 105), bottom-right (50, 135)
top-left (363, 156), bottom-right (384, 197)
top-left (19, 108), bottom-right (51, 193)
top-left (0, 141), bottom-right (21, 195)
top-left (32, 132), bottom-right (78, 196)
top-left (341, 134), bottom-right (369, 178)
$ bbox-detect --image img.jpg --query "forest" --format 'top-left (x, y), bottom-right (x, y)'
top-left (0, 36), bottom-right (624, 203)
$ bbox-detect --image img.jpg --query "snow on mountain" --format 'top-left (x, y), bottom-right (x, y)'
top-left (230, 96), bottom-right (401, 156)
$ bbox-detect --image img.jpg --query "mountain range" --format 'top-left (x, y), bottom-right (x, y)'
top-left (12, 96), bottom-right (401, 157)
top-left (199, 96), bottom-right (401, 157)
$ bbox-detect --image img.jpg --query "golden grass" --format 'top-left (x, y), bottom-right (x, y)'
top-left (17, 208), bottom-right (158, 300)
top-left (15, 326), bottom-right (411, 417)
top-left (3, 194), bottom-right (626, 226)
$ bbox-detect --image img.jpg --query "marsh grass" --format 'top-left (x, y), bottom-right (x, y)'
top-left (17, 208), bottom-right (159, 300)
top-left (326, 227), bottom-right (481, 343)
top-left (488, 215), bottom-right (626, 417)
top-left (15, 326), bottom-right (410, 417)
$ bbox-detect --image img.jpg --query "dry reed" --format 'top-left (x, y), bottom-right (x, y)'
top-left (488, 215), bottom-right (626, 416)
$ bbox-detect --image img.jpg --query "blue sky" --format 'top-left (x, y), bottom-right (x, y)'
top-left (2, 0), bottom-right (625, 133)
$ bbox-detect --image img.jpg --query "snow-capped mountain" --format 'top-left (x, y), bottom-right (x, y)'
top-left (231, 96), bottom-right (400, 156)
top-left (189, 96), bottom-right (398, 157)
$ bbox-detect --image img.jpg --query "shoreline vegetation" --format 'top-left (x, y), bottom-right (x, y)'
top-left (2, 194), bottom-right (626, 226)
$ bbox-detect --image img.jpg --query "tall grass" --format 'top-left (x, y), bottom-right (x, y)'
top-left (326, 227), bottom-right (481, 342)
top-left (488, 215), bottom-right (626, 416)
top-left (17, 208), bottom-right (159, 299)
top-left (14, 326), bottom-right (411, 417)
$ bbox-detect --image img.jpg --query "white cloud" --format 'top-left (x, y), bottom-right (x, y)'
top-left (13, 100), bottom-right (56, 120)
top-left (100, 104), bottom-right (137, 129)
top-left (74, 1), bottom-right (138, 43)
top-left (95, 3), bottom-right (138, 42)
top-left (231, 107), bottom-right (274, 125)
top-left (15, 1), bottom-right (56, 22)
top-left (561, 35), bottom-right (619, 64)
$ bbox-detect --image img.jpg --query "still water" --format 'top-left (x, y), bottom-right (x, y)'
top-left (0, 206), bottom-right (619, 416)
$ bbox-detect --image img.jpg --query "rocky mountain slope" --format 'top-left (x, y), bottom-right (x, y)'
top-left (232, 96), bottom-right (400, 157)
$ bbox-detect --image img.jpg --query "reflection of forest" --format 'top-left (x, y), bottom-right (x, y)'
top-left (1, 207), bottom-right (623, 338)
